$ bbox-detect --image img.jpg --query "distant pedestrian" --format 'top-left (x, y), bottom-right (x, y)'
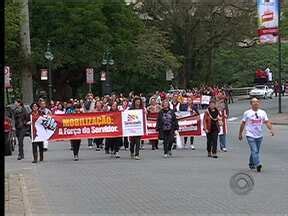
top-left (238, 98), bottom-right (274, 172)
top-left (203, 100), bottom-right (220, 158)
top-left (156, 100), bottom-right (179, 158)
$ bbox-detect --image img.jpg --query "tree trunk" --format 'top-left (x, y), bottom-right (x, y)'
top-left (20, 0), bottom-right (33, 104)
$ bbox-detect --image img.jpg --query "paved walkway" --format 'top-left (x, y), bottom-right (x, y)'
top-left (270, 113), bottom-right (288, 125)
top-left (5, 123), bottom-right (288, 215)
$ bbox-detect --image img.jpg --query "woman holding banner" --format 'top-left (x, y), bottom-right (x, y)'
top-left (180, 97), bottom-right (199, 150)
top-left (203, 100), bottom-right (221, 159)
top-left (147, 97), bottom-right (162, 150)
top-left (69, 104), bottom-right (83, 161)
top-left (106, 102), bottom-right (122, 158)
top-left (129, 97), bottom-right (144, 160)
top-left (119, 98), bottom-right (130, 151)
top-left (28, 102), bottom-right (44, 163)
top-left (94, 100), bottom-right (105, 151)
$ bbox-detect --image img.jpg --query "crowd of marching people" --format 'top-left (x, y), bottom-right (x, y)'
top-left (11, 85), bottom-right (232, 163)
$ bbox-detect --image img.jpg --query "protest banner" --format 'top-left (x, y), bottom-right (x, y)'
top-left (31, 110), bottom-right (145, 142)
top-left (141, 111), bottom-right (201, 140)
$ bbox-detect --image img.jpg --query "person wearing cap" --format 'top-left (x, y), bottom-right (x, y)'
top-left (203, 99), bottom-right (221, 158)
top-left (238, 98), bottom-right (274, 172)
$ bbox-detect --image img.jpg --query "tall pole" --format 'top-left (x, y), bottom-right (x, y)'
top-left (278, 0), bottom-right (282, 113)
top-left (48, 61), bottom-right (53, 100)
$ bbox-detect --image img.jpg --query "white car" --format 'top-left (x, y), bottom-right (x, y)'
top-left (249, 85), bottom-right (274, 99)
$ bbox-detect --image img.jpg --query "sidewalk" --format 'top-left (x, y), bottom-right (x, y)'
top-left (270, 113), bottom-right (288, 125)
top-left (5, 173), bottom-right (26, 216)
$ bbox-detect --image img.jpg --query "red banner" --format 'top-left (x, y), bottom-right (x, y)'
top-left (142, 112), bottom-right (201, 140)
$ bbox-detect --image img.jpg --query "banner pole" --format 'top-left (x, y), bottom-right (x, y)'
top-left (278, 0), bottom-right (282, 113)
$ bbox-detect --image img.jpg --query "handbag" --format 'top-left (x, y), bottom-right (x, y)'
top-left (175, 131), bottom-right (183, 149)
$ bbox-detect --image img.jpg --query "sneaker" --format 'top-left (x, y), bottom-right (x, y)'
top-left (163, 154), bottom-right (168, 158)
top-left (190, 145), bottom-right (195, 150)
top-left (44, 148), bottom-right (48, 152)
top-left (74, 155), bottom-right (79, 161)
top-left (208, 153), bottom-right (212, 157)
top-left (115, 152), bottom-right (120, 158)
top-left (168, 151), bottom-right (172, 157)
top-left (212, 155), bottom-right (218, 159)
top-left (17, 155), bottom-right (22, 160)
top-left (134, 155), bottom-right (140, 160)
top-left (222, 148), bottom-right (227, 152)
top-left (32, 160), bottom-right (37, 163)
top-left (95, 148), bottom-right (101, 151)
top-left (89, 146), bottom-right (93, 150)
top-left (256, 165), bottom-right (262, 172)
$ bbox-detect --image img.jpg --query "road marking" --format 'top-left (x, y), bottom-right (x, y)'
top-left (228, 117), bottom-right (238, 122)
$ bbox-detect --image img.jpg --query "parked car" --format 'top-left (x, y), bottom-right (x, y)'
top-left (249, 85), bottom-right (274, 99)
top-left (4, 111), bottom-right (16, 156)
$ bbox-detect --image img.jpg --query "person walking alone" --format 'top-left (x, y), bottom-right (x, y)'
top-left (13, 99), bottom-right (30, 160)
top-left (238, 98), bottom-right (274, 172)
top-left (156, 100), bottom-right (179, 158)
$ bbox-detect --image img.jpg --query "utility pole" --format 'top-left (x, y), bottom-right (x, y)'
top-left (278, 0), bottom-right (282, 113)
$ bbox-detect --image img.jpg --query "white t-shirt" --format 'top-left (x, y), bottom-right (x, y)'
top-left (242, 109), bottom-right (268, 138)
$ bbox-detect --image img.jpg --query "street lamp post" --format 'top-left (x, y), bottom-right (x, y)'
top-left (44, 41), bottom-right (54, 100)
top-left (101, 48), bottom-right (114, 95)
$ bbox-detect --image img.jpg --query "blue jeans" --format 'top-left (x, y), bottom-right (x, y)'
top-left (219, 134), bottom-right (226, 149)
top-left (246, 136), bottom-right (263, 168)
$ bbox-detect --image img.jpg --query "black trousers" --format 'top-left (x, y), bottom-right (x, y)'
top-left (71, 140), bottom-right (81, 156)
top-left (163, 130), bottom-right (174, 154)
top-left (184, 137), bottom-right (194, 145)
top-left (88, 139), bottom-right (93, 146)
top-left (94, 138), bottom-right (103, 148)
top-left (32, 142), bottom-right (44, 161)
top-left (206, 132), bottom-right (218, 154)
top-left (150, 140), bottom-right (158, 149)
top-left (123, 137), bottom-right (129, 149)
top-left (16, 128), bottom-right (26, 157)
top-left (130, 136), bottom-right (141, 156)
top-left (106, 138), bottom-right (121, 153)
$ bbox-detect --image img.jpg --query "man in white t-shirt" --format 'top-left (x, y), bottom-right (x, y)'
top-left (238, 98), bottom-right (274, 172)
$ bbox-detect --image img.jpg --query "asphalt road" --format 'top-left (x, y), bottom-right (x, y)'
top-left (5, 98), bottom-right (288, 215)
top-left (227, 95), bottom-right (288, 119)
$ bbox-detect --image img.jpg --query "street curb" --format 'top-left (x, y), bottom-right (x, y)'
top-left (272, 122), bottom-right (288, 126)
top-left (19, 174), bottom-right (33, 216)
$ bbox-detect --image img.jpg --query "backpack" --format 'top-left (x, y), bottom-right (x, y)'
top-left (162, 110), bottom-right (173, 131)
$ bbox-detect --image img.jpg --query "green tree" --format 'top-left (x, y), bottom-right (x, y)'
top-left (5, 0), bottom-right (23, 101)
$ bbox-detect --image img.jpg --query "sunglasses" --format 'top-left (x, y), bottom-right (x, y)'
top-left (255, 113), bottom-right (259, 119)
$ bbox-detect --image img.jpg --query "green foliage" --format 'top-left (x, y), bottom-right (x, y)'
top-left (5, 0), bottom-right (24, 100)
top-left (29, 0), bottom-right (178, 96)
top-left (213, 43), bottom-right (288, 87)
